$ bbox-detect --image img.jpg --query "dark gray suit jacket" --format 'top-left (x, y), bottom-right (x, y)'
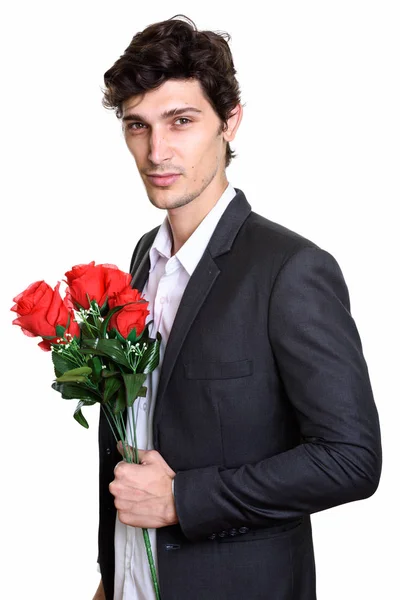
top-left (98, 189), bottom-right (382, 599)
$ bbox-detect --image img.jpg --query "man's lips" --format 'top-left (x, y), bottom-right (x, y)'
top-left (146, 173), bottom-right (181, 187)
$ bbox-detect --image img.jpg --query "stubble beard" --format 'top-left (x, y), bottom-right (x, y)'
top-left (145, 161), bottom-right (220, 210)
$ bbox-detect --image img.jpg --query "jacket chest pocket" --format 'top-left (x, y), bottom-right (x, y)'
top-left (183, 358), bottom-right (253, 380)
top-left (180, 358), bottom-right (263, 468)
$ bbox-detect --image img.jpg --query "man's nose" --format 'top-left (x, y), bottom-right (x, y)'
top-left (148, 129), bottom-right (172, 165)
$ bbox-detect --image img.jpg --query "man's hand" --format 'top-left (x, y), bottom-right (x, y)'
top-left (109, 444), bottom-right (178, 529)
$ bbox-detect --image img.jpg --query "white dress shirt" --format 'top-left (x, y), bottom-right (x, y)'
top-left (113, 183), bottom-right (237, 600)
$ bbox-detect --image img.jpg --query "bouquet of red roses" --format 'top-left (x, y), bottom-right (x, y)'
top-left (11, 261), bottom-right (161, 599)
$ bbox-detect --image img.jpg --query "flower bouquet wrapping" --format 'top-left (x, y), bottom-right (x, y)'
top-left (11, 261), bottom-right (162, 599)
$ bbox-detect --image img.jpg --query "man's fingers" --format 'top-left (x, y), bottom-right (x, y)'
top-left (137, 448), bottom-right (148, 463)
top-left (137, 449), bottom-right (161, 464)
top-left (113, 460), bottom-right (124, 475)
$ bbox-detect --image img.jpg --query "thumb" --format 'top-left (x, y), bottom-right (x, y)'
top-left (136, 449), bottom-right (165, 465)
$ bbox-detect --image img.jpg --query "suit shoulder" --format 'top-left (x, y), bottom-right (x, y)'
top-left (237, 211), bottom-right (346, 299)
top-left (243, 210), bottom-right (320, 258)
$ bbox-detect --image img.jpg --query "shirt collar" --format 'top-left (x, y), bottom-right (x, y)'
top-left (149, 183), bottom-right (237, 276)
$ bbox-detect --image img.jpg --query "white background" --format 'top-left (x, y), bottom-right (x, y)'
top-left (1, 1), bottom-right (399, 598)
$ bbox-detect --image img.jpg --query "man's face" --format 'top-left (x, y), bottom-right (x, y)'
top-left (121, 78), bottom-right (228, 210)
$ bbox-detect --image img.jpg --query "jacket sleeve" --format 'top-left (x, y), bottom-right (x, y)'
top-left (173, 246), bottom-right (382, 541)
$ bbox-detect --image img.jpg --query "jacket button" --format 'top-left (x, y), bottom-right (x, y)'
top-left (208, 533), bottom-right (216, 540)
top-left (238, 527), bottom-right (249, 534)
top-left (105, 447), bottom-right (111, 455)
top-left (165, 543), bottom-right (180, 550)
top-left (229, 528), bottom-right (238, 536)
top-left (218, 530), bottom-right (228, 538)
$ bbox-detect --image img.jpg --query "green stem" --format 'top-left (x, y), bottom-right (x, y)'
top-left (118, 412), bottom-right (131, 463)
top-left (103, 396), bottom-right (161, 597)
top-left (120, 412), bottom-right (128, 445)
top-left (101, 405), bottom-right (119, 443)
top-left (142, 528), bottom-right (161, 600)
top-left (130, 401), bottom-right (139, 466)
top-left (130, 396), bottom-right (160, 598)
top-left (113, 412), bottom-right (126, 446)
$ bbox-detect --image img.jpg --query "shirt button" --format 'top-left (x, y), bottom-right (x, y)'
top-left (142, 402), bottom-right (147, 410)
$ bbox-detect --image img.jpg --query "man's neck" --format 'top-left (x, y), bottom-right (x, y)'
top-left (168, 177), bottom-right (229, 256)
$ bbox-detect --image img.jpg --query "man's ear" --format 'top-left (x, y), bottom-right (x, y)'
top-left (222, 103), bottom-right (243, 142)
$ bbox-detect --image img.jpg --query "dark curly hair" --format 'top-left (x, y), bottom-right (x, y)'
top-left (102, 15), bottom-right (241, 167)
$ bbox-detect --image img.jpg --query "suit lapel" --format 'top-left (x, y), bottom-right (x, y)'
top-left (130, 228), bottom-right (159, 292)
top-left (152, 251), bottom-right (221, 432)
top-left (152, 189), bottom-right (252, 433)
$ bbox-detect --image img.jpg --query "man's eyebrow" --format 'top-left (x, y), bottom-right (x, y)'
top-left (122, 107), bottom-right (202, 122)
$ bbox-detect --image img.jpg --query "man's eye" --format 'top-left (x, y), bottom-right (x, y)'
top-left (127, 122), bottom-right (146, 131)
top-left (175, 118), bottom-right (191, 126)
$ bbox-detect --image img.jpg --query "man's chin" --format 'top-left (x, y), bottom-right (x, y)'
top-left (145, 187), bottom-right (197, 211)
top-left (145, 189), bottom-right (171, 210)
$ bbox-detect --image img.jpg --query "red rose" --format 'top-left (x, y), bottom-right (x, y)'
top-left (11, 281), bottom-right (80, 351)
top-left (65, 262), bottom-right (132, 309)
top-left (108, 288), bottom-right (150, 339)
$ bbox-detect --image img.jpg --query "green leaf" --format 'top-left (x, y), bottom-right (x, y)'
top-left (90, 299), bottom-right (100, 311)
top-left (56, 375), bottom-right (88, 383)
top-left (52, 382), bottom-right (100, 403)
top-left (122, 373), bottom-right (147, 407)
top-left (80, 322), bottom-right (97, 339)
top-left (100, 305), bottom-right (124, 338)
top-left (101, 369), bottom-right (120, 378)
top-left (103, 375), bottom-right (122, 403)
top-left (52, 350), bottom-right (79, 378)
top-left (56, 366), bottom-right (92, 383)
top-left (88, 356), bottom-right (103, 384)
top-left (137, 385), bottom-right (147, 398)
top-left (73, 400), bottom-right (89, 428)
top-left (81, 338), bottom-right (131, 369)
top-left (127, 320), bottom-right (153, 344)
top-left (113, 328), bottom-right (127, 344)
top-left (110, 386), bottom-right (126, 415)
top-left (136, 332), bottom-right (162, 374)
top-left (60, 366), bottom-right (92, 376)
top-left (56, 325), bottom-right (66, 338)
top-left (126, 327), bottom-right (138, 344)
top-left (80, 347), bottom-right (108, 359)
top-left (99, 298), bottom-right (109, 315)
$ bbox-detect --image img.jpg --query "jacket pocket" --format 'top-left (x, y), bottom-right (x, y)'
top-left (183, 359), bottom-right (253, 380)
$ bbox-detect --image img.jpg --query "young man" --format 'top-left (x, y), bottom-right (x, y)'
top-left (94, 15), bottom-right (382, 600)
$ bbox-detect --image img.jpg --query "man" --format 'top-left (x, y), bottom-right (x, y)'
top-left (94, 15), bottom-right (382, 600)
